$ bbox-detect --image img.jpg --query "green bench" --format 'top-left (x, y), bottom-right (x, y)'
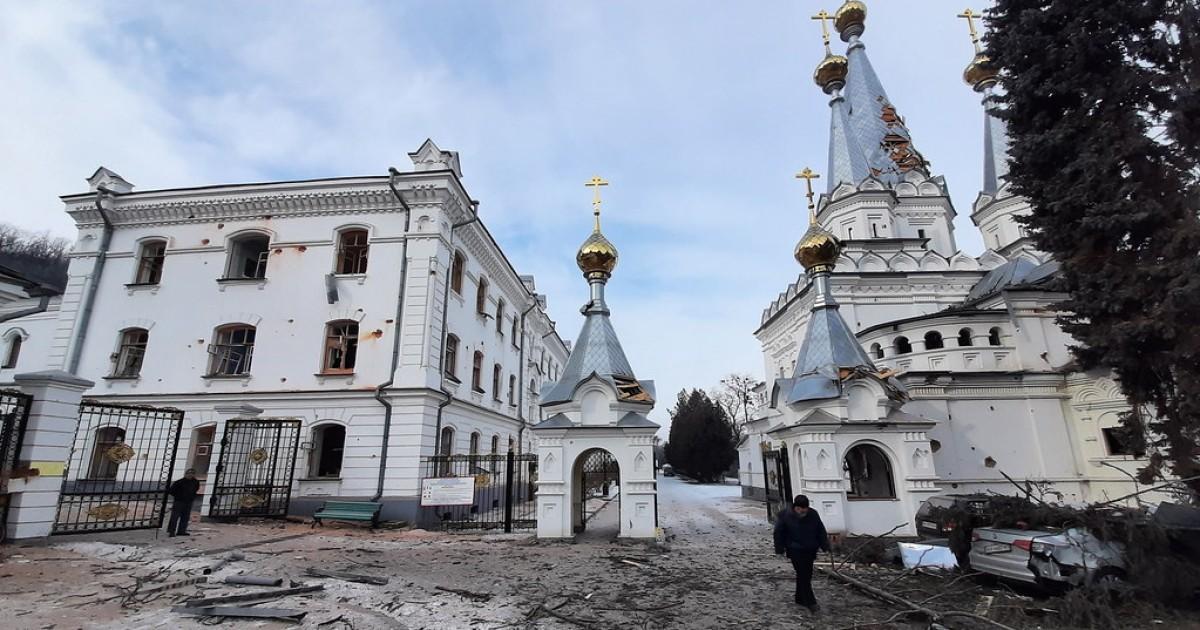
top-left (311, 501), bottom-right (381, 529)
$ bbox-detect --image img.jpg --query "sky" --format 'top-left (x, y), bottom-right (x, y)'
top-left (1, 1), bottom-right (995, 428)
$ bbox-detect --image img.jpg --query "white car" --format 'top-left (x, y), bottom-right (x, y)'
top-left (1028, 527), bottom-right (1127, 589)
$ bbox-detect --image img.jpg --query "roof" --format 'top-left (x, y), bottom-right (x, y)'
top-left (541, 310), bottom-right (640, 405)
top-left (617, 412), bottom-right (659, 429)
top-left (965, 258), bottom-right (1060, 303)
top-left (530, 413), bottom-right (573, 430)
top-left (784, 288), bottom-right (877, 404)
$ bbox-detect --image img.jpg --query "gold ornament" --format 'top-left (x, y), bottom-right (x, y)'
top-left (88, 503), bottom-right (128, 521)
top-left (104, 443), bottom-right (135, 464)
top-left (474, 473), bottom-right (491, 486)
top-left (576, 176), bottom-right (619, 277)
top-left (239, 494), bottom-right (266, 508)
top-left (812, 9), bottom-right (849, 92)
top-left (248, 448), bottom-right (269, 465)
top-left (834, 0), bottom-right (867, 38)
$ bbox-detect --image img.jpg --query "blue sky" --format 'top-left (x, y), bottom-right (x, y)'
top-left (2, 1), bottom-right (995, 426)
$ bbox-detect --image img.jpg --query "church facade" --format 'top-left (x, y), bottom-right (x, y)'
top-left (0, 140), bottom-right (570, 522)
top-left (739, 1), bottom-right (1150, 535)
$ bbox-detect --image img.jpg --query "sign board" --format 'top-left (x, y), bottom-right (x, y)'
top-left (420, 477), bottom-right (476, 506)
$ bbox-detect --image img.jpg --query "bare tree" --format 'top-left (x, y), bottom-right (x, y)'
top-left (711, 373), bottom-right (764, 441)
top-left (0, 222), bottom-right (71, 288)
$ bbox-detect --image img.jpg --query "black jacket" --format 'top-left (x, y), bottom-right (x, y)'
top-left (169, 477), bottom-right (200, 502)
top-left (774, 508), bottom-right (831, 557)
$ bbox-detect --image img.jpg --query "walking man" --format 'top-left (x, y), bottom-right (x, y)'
top-left (773, 494), bottom-right (831, 612)
top-left (166, 468), bottom-right (200, 537)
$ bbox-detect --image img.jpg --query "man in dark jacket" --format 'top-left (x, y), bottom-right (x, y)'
top-left (773, 494), bottom-right (831, 612)
top-left (166, 468), bottom-right (200, 537)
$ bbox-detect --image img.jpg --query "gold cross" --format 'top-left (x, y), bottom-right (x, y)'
top-left (812, 9), bottom-right (834, 53)
top-left (795, 167), bottom-right (821, 222)
top-left (584, 175), bottom-right (609, 230)
top-left (958, 8), bottom-right (982, 53)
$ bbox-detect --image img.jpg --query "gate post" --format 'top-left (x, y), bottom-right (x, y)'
top-left (8, 370), bottom-right (93, 540)
top-left (504, 449), bottom-right (515, 533)
top-left (200, 403), bottom-right (263, 517)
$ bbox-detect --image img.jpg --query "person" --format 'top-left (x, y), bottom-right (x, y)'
top-left (166, 468), bottom-right (200, 537)
top-left (773, 494), bottom-right (831, 612)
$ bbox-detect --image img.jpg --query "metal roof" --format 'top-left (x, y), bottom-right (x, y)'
top-left (540, 310), bottom-right (637, 405)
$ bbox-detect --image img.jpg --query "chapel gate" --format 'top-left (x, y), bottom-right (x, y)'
top-left (208, 418), bottom-right (302, 520)
top-left (418, 450), bottom-right (538, 531)
top-left (572, 447), bottom-right (620, 534)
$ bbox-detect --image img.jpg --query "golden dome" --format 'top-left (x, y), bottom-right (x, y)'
top-left (814, 53), bottom-right (849, 93)
top-left (834, 1), bottom-right (867, 39)
top-left (577, 229), bottom-right (618, 276)
top-left (794, 223), bottom-right (842, 273)
top-left (963, 51), bottom-right (998, 91)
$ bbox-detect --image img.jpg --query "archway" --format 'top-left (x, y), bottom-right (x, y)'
top-left (571, 448), bottom-right (620, 537)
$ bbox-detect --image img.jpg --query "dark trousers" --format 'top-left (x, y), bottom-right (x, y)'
top-left (167, 499), bottom-right (193, 535)
top-left (789, 550), bottom-right (817, 606)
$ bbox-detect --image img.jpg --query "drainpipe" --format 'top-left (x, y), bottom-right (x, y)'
top-left (372, 169), bottom-right (412, 501)
top-left (515, 301), bottom-right (537, 452)
top-left (432, 208), bottom-right (480, 453)
top-left (65, 188), bottom-right (115, 375)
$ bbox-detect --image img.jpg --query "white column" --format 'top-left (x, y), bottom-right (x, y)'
top-left (199, 402), bottom-right (262, 517)
top-left (7, 370), bottom-right (94, 540)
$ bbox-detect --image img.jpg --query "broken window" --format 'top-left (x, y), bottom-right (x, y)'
top-left (844, 443), bottom-right (896, 500)
top-left (1102, 427), bottom-right (1144, 457)
top-left (224, 233), bottom-right (270, 280)
top-left (444, 334), bottom-right (459, 381)
top-left (336, 229), bottom-right (369, 274)
top-left (924, 331), bottom-right (944, 350)
top-left (134, 240), bottom-right (166, 284)
top-left (208, 324), bottom-right (256, 376)
top-left (112, 328), bottom-right (149, 377)
top-left (322, 321), bottom-right (358, 373)
top-left (472, 351), bottom-right (484, 392)
top-left (88, 426), bottom-right (126, 480)
top-left (451, 251), bottom-right (466, 294)
top-left (894, 336), bottom-right (912, 355)
top-left (492, 364), bottom-right (502, 400)
top-left (311, 424), bottom-right (346, 477)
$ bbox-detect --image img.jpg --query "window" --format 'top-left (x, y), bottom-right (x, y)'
top-left (451, 251), bottom-right (466, 294)
top-left (988, 327), bottom-right (1003, 346)
top-left (512, 318), bottom-right (520, 348)
top-left (529, 378), bottom-right (537, 397)
top-left (134, 240), bottom-right (166, 284)
top-left (439, 427), bottom-right (454, 456)
top-left (208, 324), bottom-right (256, 376)
top-left (112, 328), bottom-right (149, 377)
top-left (924, 331), bottom-right (944, 350)
top-left (871, 223), bottom-right (879, 238)
top-left (894, 336), bottom-right (912, 355)
top-left (917, 229), bottom-right (927, 249)
top-left (496, 299), bottom-right (505, 334)
top-left (310, 424), bottom-right (346, 477)
top-left (847, 227), bottom-right (854, 239)
top-left (1102, 427), bottom-right (1145, 457)
top-left (472, 351), bottom-right (484, 392)
top-left (188, 425), bottom-right (215, 477)
top-left (469, 432), bottom-right (481, 456)
top-left (3, 335), bottom-right (22, 369)
top-left (508, 375), bottom-right (516, 405)
top-left (476, 277), bottom-right (489, 315)
top-left (444, 334), bottom-right (459, 380)
top-left (870, 343), bottom-right (884, 359)
top-left (336, 229), bottom-right (369, 274)
top-left (224, 233), bottom-right (270, 279)
top-left (490, 435), bottom-right (500, 455)
top-left (322, 321), bottom-right (358, 373)
top-left (492, 364), bottom-right (502, 400)
top-left (88, 427), bottom-right (126, 480)
top-left (844, 444), bottom-right (896, 499)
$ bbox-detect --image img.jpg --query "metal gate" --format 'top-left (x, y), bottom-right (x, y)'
top-left (1, 390), bottom-right (33, 542)
top-left (762, 445), bottom-right (792, 522)
top-left (209, 419), bottom-right (301, 519)
top-left (419, 451), bottom-right (538, 531)
top-left (53, 401), bottom-right (185, 535)
top-left (576, 448), bottom-right (620, 533)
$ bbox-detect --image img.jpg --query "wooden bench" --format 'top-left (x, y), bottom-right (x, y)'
top-left (311, 501), bottom-right (381, 529)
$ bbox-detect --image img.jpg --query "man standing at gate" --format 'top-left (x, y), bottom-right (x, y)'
top-left (166, 468), bottom-right (200, 537)
top-left (773, 494), bottom-right (830, 613)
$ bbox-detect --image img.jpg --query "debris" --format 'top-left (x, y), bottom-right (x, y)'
top-left (975, 595), bottom-right (995, 617)
top-left (180, 533), bottom-right (308, 558)
top-left (136, 576), bottom-right (209, 596)
top-left (619, 559), bottom-right (646, 569)
top-left (305, 568), bottom-right (389, 586)
top-left (202, 551), bottom-right (244, 575)
top-left (183, 584), bottom-right (324, 607)
top-left (173, 605), bottom-right (307, 623)
top-left (223, 575), bottom-right (283, 586)
top-left (435, 585), bottom-right (492, 602)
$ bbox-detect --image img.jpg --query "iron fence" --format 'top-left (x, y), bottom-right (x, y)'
top-left (419, 451), bottom-right (537, 531)
top-left (0, 390), bottom-right (33, 542)
top-left (209, 418), bottom-right (301, 519)
top-left (762, 446), bottom-right (792, 523)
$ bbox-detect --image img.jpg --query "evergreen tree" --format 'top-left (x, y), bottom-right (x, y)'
top-left (988, 0), bottom-right (1200, 498)
top-left (664, 389), bottom-right (737, 483)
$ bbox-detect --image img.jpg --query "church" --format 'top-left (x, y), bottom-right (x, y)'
top-left (738, 1), bottom-right (1149, 535)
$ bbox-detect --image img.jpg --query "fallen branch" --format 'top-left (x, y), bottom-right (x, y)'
top-left (306, 568), bottom-right (389, 586)
top-left (817, 566), bottom-right (1018, 630)
top-left (435, 585), bottom-right (492, 602)
top-left (184, 584), bottom-right (324, 608)
top-left (835, 523), bottom-right (905, 572)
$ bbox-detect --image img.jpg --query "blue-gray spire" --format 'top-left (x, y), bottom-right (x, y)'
top-left (827, 88), bottom-right (871, 192)
top-left (981, 90), bottom-right (1011, 193)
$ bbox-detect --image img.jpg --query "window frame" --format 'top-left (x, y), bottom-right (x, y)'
top-left (894, 336), bottom-right (912, 355)
top-left (223, 233), bottom-right (271, 280)
top-left (492, 363), bottom-right (502, 401)
top-left (476, 276), bottom-right (489, 315)
top-left (924, 331), bottom-right (944, 350)
top-left (321, 320), bottom-right (359, 374)
top-left (309, 423), bottom-right (347, 478)
top-left (444, 334), bottom-right (460, 382)
top-left (472, 351), bottom-right (485, 392)
top-left (335, 228), bottom-right (370, 275)
top-left (988, 327), bottom-right (1003, 346)
top-left (208, 324), bottom-right (257, 376)
top-left (111, 328), bottom-right (150, 378)
top-left (496, 299), bottom-right (505, 334)
top-left (957, 328), bottom-right (974, 347)
top-left (508, 374), bottom-right (517, 405)
top-left (2, 333), bottom-right (23, 369)
top-left (844, 443), bottom-right (897, 500)
top-left (450, 251), bottom-right (466, 295)
top-left (133, 239), bottom-right (167, 285)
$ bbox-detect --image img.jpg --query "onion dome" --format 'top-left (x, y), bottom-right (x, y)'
top-left (577, 228), bottom-right (618, 276)
top-left (963, 51), bottom-right (998, 92)
top-left (794, 223), bottom-right (842, 274)
top-left (814, 52), bottom-right (849, 93)
top-left (834, 0), bottom-right (867, 41)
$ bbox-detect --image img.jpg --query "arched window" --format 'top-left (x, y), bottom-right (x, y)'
top-left (88, 427), bottom-right (126, 480)
top-left (924, 331), bottom-right (944, 350)
top-left (322, 321), bottom-right (358, 373)
top-left (529, 378), bottom-right (537, 397)
top-left (439, 427), bottom-right (455, 456)
top-left (450, 251), bottom-right (466, 294)
top-left (112, 328), bottom-right (149, 377)
top-left (310, 424), bottom-right (346, 477)
top-left (469, 432), bottom-right (481, 455)
top-left (209, 324), bottom-right (256, 375)
top-left (336, 229), bottom-right (369, 274)
top-left (870, 343), bottom-right (884, 359)
top-left (134, 239), bottom-right (166, 284)
top-left (476, 276), bottom-right (489, 314)
top-left (958, 328), bottom-right (974, 347)
top-left (844, 444), bottom-right (896, 500)
top-left (496, 299), bottom-right (505, 334)
top-left (472, 351), bottom-right (484, 392)
top-left (511, 317), bottom-right (520, 347)
top-left (988, 327), bottom-right (1003, 346)
top-left (508, 375), bottom-right (516, 405)
top-left (224, 233), bottom-right (270, 280)
top-left (894, 336), bottom-right (912, 355)
top-left (491, 435), bottom-right (500, 454)
top-left (3, 334), bottom-right (23, 369)
top-left (492, 364), bottom-right (502, 400)
top-left (444, 334), bottom-right (459, 380)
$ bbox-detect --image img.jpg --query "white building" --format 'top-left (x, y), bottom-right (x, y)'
top-left (0, 139), bottom-right (569, 522)
top-left (739, 2), bottom-right (1151, 535)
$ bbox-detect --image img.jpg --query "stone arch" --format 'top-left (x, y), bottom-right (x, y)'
top-left (571, 448), bottom-right (621, 536)
top-left (843, 441), bottom-right (897, 499)
top-left (890, 252), bottom-right (919, 272)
